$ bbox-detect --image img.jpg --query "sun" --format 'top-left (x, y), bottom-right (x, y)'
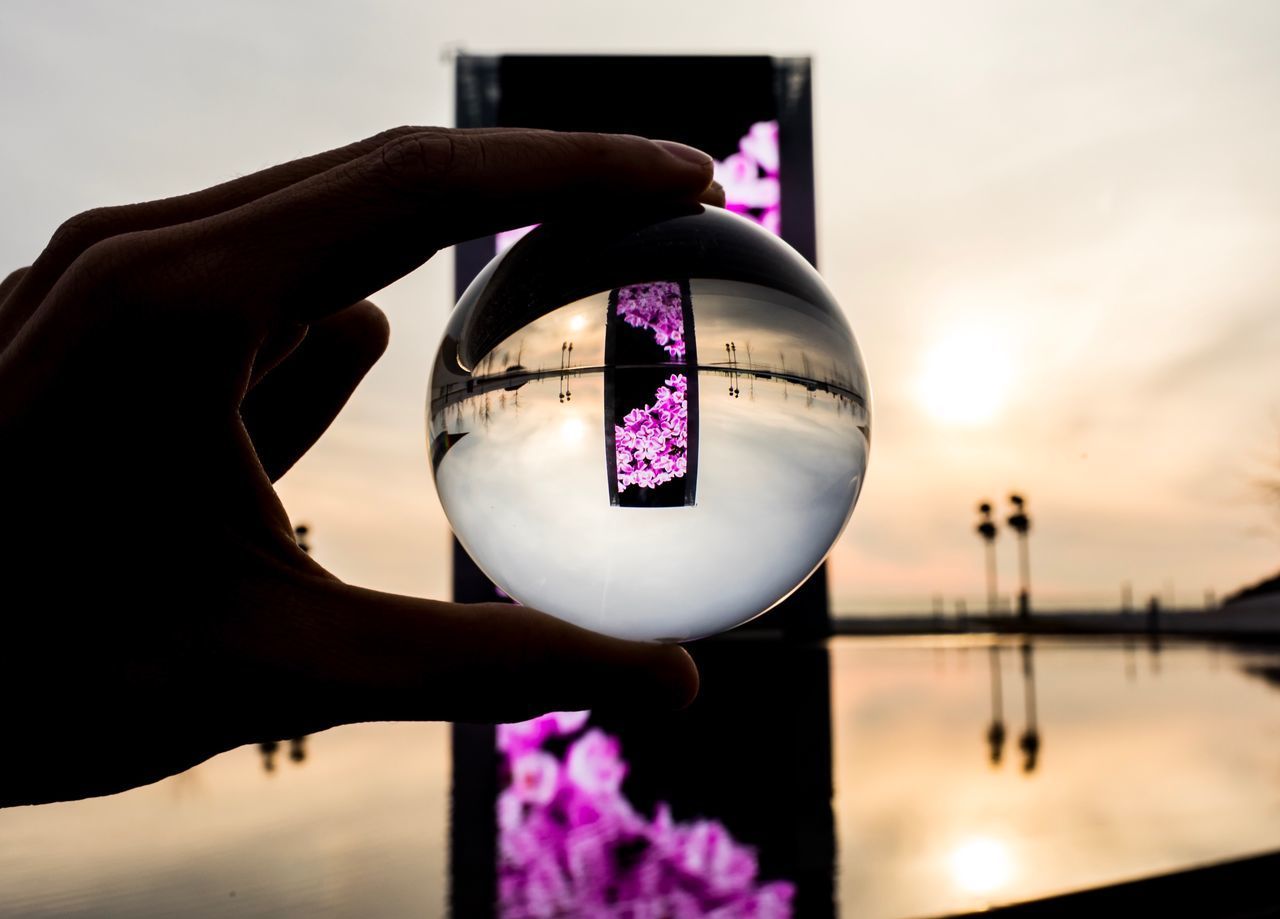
top-left (915, 330), bottom-right (1015, 426)
top-left (949, 835), bottom-right (1014, 895)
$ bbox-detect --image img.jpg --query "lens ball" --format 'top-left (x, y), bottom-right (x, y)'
top-left (429, 206), bottom-right (870, 641)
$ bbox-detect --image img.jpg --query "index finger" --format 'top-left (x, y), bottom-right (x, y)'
top-left (171, 130), bottom-right (716, 326)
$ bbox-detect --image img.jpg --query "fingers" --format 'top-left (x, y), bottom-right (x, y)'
top-left (188, 130), bottom-right (716, 327)
top-left (699, 179), bottom-right (727, 208)
top-left (0, 126), bottom-right (534, 350)
top-left (230, 574), bottom-right (699, 728)
top-left (240, 300), bottom-right (389, 481)
top-left (0, 266), bottom-right (28, 304)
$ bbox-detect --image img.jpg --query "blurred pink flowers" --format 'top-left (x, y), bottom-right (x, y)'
top-left (497, 711), bottom-right (795, 918)
top-left (497, 120), bottom-right (781, 259)
top-left (713, 120), bottom-right (781, 236)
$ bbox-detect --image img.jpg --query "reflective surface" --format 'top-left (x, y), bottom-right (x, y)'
top-left (4, 637), bottom-right (1279, 918)
top-left (429, 207), bottom-right (870, 641)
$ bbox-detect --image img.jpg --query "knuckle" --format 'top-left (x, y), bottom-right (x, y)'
top-left (2, 266), bottom-right (30, 289)
top-left (47, 205), bottom-right (137, 259)
top-left (67, 230), bottom-right (171, 303)
top-left (368, 124), bottom-right (436, 147)
top-left (375, 132), bottom-right (459, 190)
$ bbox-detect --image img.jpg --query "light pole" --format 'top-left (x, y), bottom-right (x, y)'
top-left (986, 644), bottom-right (1006, 766)
top-left (1007, 494), bottom-right (1032, 619)
top-left (1018, 640), bottom-right (1041, 773)
top-left (976, 502), bottom-right (999, 616)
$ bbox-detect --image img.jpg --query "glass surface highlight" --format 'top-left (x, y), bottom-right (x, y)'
top-left (428, 206), bottom-right (871, 641)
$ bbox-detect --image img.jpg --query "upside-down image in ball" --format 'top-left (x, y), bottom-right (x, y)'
top-left (429, 206), bottom-right (870, 641)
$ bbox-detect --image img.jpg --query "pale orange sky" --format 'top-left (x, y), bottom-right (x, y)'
top-left (3, 0), bottom-right (1279, 613)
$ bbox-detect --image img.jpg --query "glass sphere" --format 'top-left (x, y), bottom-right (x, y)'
top-left (428, 205), bottom-right (870, 642)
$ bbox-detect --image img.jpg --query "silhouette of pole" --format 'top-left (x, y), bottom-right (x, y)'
top-left (1007, 494), bottom-right (1032, 619)
top-left (976, 502), bottom-right (999, 616)
top-left (259, 739), bottom-right (279, 773)
top-left (1018, 640), bottom-right (1041, 773)
top-left (259, 522), bottom-right (311, 774)
top-left (986, 644), bottom-right (1006, 766)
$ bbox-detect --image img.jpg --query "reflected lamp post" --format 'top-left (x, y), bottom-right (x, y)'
top-left (976, 502), bottom-right (999, 616)
top-left (1006, 494), bottom-right (1032, 619)
top-left (1018, 640), bottom-right (1041, 773)
top-left (257, 522), bottom-right (312, 774)
top-left (986, 645), bottom-right (1006, 766)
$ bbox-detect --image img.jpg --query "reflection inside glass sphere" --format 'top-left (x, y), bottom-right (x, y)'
top-left (429, 206), bottom-right (870, 642)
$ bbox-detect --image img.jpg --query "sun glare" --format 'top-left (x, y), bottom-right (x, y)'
top-left (949, 836), bottom-right (1014, 895)
top-left (916, 330), bottom-right (1014, 427)
top-left (559, 416), bottom-right (586, 444)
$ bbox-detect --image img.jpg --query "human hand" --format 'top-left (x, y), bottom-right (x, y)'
top-left (0, 126), bottom-right (722, 806)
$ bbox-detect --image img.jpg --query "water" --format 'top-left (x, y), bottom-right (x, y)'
top-left (429, 207), bottom-right (870, 641)
top-left (3, 637), bottom-right (1278, 917)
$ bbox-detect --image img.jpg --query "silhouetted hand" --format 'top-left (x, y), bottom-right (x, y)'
top-left (0, 127), bottom-right (721, 806)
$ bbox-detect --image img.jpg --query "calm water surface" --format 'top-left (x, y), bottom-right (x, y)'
top-left (2, 636), bottom-right (1279, 918)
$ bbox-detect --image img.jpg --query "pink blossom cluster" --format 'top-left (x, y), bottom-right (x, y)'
top-left (615, 374), bottom-right (688, 493)
top-left (713, 121), bottom-right (781, 236)
top-left (616, 281), bottom-right (686, 361)
top-left (498, 711), bottom-right (795, 918)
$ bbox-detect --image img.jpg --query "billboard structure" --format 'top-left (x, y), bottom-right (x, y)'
top-left (450, 55), bottom-right (835, 918)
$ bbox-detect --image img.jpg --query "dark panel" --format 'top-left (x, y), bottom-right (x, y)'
top-left (450, 53), bottom-right (830, 639)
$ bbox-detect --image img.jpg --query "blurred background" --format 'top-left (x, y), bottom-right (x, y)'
top-left (3, 2), bottom-right (1280, 917)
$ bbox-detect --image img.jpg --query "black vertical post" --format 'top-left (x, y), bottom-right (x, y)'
top-left (1007, 494), bottom-right (1032, 620)
top-left (976, 502), bottom-right (999, 618)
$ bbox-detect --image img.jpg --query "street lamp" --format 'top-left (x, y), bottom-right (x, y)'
top-left (976, 502), bottom-right (999, 616)
top-left (1006, 495), bottom-right (1032, 619)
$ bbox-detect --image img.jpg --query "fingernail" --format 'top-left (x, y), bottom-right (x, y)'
top-left (654, 139), bottom-right (713, 170)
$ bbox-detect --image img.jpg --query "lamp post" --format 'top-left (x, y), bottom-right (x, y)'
top-left (976, 502), bottom-right (999, 617)
top-left (1018, 640), bottom-right (1041, 773)
top-left (986, 645), bottom-right (1006, 766)
top-left (1007, 494), bottom-right (1032, 619)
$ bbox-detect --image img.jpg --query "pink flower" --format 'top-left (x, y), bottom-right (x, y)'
top-left (616, 281), bottom-right (686, 361)
top-left (498, 788), bottom-right (525, 831)
top-left (615, 373), bottom-right (689, 493)
top-left (510, 750), bottom-right (560, 805)
top-left (497, 717), bottom-right (553, 755)
top-left (740, 120), bottom-right (780, 175)
top-left (713, 120), bottom-right (783, 237)
top-left (671, 819), bottom-right (759, 897)
top-left (550, 710), bottom-right (590, 735)
top-left (566, 728), bottom-right (627, 796)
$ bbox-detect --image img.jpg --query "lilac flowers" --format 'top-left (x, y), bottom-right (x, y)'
top-left (498, 711), bottom-right (795, 917)
top-left (616, 281), bottom-right (686, 361)
top-left (713, 120), bottom-right (781, 236)
top-left (615, 374), bottom-right (689, 493)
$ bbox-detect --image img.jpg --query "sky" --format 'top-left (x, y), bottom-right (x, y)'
top-left (2, 0), bottom-right (1279, 614)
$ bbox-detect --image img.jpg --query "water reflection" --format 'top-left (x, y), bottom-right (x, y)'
top-left (986, 645), bottom-right (1006, 766)
top-left (1018, 641), bottom-right (1041, 774)
top-left (833, 636), bottom-right (1280, 917)
top-left (452, 639), bottom-right (837, 917)
top-left (257, 736), bottom-right (308, 774)
top-left (3, 637), bottom-right (1280, 918)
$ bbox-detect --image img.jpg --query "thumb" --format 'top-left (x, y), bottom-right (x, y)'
top-left (230, 572), bottom-right (699, 727)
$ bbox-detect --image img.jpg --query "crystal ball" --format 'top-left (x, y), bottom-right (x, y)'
top-left (428, 205), bottom-right (870, 642)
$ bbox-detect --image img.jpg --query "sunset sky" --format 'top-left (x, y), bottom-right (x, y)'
top-left (3, 0), bottom-right (1279, 614)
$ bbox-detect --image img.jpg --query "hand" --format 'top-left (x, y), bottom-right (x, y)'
top-left (0, 126), bottom-right (721, 806)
